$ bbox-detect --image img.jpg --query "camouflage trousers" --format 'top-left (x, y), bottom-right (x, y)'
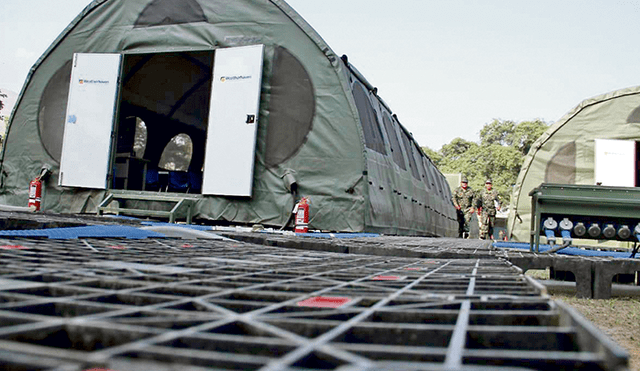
top-left (479, 210), bottom-right (496, 240)
top-left (457, 208), bottom-right (474, 238)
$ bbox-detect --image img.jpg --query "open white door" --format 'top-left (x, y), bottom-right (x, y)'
top-left (59, 53), bottom-right (122, 189)
top-left (595, 139), bottom-right (636, 186)
top-left (202, 45), bottom-right (264, 196)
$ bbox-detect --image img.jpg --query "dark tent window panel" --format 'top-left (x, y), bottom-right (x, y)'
top-left (421, 158), bottom-right (434, 190)
top-left (442, 177), bottom-right (453, 199)
top-left (135, 0), bottom-right (207, 28)
top-left (264, 47), bottom-right (315, 168)
top-left (353, 82), bottom-right (387, 155)
top-left (627, 104), bottom-right (640, 123)
top-left (399, 131), bottom-right (421, 180)
top-left (38, 60), bottom-right (72, 163)
top-left (411, 143), bottom-right (427, 180)
top-left (434, 172), bottom-right (446, 197)
top-left (545, 141), bottom-right (576, 184)
top-left (382, 113), bottom-right (406, 170)
top-left (426, 160), bottom-right (439, 191)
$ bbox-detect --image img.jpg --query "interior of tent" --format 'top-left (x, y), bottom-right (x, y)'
top-left (114, 51), bottom-right (213, 193)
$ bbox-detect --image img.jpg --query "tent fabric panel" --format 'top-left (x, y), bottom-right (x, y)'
top-left (365, 151), bottom-right (398, 234)
top-left (508, 86), bottom-right (640, 241)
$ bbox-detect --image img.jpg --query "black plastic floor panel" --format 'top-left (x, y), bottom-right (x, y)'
top-left (0, 237), bottom-right (629, 371)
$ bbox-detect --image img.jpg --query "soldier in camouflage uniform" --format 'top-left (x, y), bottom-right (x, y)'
top-left (475, 179), bottom-right (501, 240)
top-left (452, 177), bottom-right (475, 238)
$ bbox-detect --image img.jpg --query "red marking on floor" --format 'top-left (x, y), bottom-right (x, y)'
top-left (182, 244), bottom-right (194, 248)
top-left (108, 245), bottom-right (126, 250)
top-left (0, 245), bottom-right (28, 250)
top-left (372, 275), bottom-right (404, 281)
top-left (296, 296), bottom-right (351, 308)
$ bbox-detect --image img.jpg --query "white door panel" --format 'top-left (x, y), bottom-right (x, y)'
top-left (595, 139), bottom-right (636, 186)
top-left (59, 53), bottom-right (121, 189)
top-left (203, 45), bottom-right (264, 196)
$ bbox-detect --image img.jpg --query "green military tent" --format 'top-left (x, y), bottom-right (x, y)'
top-left (508, 85), bottom-right (640, 241)
top-left (0, 0), bottom-right (456, 236)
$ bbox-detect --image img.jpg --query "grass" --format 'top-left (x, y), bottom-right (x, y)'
top-left (553, 293), bottom-right (640, 371)
top-left (525, 269), bottom-right (640, 370)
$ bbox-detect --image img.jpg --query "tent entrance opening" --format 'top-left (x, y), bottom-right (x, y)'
top-left (112, 45), bottom-right (264, 196)
top-left (114, 50), bottom-right (215, 194)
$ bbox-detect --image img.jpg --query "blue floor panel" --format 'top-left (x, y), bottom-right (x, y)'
top-left (495, 241), bottom-right (638, 259)
top-left (0, 225), bottom-right (165, 239)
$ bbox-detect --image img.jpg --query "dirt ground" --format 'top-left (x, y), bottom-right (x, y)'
top-left (525, 270), bottom-right (640, 370)
top-left (553, 293), bottom-right (640, 371)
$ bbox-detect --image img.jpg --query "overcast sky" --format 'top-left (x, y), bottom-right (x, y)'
top-left (2, 0), bottom-right (640, 149)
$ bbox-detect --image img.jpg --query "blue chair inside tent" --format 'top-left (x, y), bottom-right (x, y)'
top-left (168, 171), bottom-right (189, 193)
top-left (188, 171), bottom-right (202, 193)
top-left (145, 168), bottom-right (160, 191)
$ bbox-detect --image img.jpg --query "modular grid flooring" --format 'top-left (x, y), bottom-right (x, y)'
top-left (0, 237), bottom-right (629, 371)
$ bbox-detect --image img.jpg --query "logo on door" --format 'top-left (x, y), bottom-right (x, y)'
top-left (220, 75), bottom-right (252, 82)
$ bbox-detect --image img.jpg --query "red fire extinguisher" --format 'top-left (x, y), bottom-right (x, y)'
top-left (28, 177), bottom-right (43, 212)
top-left (294, 197), bottom-right (309, 233)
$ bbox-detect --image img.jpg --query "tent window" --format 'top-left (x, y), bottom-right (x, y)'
top-left (412, 143), bottom-right (428, 181)
top-left (382, 113), bottom-right (406, 170)
top-left (431, 172), bottom-right (443, 197)
top-left (442, 176), bottom-right (453, 200)
top-left (159, 134), bottom-right (193, 171)
top-left (545, 141), bottom-right (576, 184)
top-left (628, 104), bottom-right (640, 123)
top-left (38, 60), bottom-right (72, 163)
top-left (264, 47), bottom-right (315, 167)
top-left (353, 82), bottom-right (386, 154)
top-left (400, 131), bottom-right (421, 179)
top-left (426, 161), bottom-right (439, 191)
top-left (436, 174), bottom-right (446, 198)
top-left (422, 158), bottom-right (433, 190)
top-left (135, 0), bottom-right (207, 28)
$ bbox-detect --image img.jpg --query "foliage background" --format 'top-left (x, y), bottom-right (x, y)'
top-left (423, 119), bottom-right (548, 205)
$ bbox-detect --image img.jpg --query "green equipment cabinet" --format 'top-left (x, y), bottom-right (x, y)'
top-left (529, 183), bottom-right (640, 253)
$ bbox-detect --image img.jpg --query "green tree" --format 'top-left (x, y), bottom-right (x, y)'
top-left (480, 118), bottom-right (547, 156)
top-left (435, 119), bottom-right (548, 204)
top-left (440, 137), bottom-right (476, 161)
top-left (479, 119), bottom-right (516, 147)
top-left (0, 89), bottom-right (6, 112)
top-left (421, 146), bottom-right (442, 167)
top-left (510, 119), bottom-right (548, 155)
